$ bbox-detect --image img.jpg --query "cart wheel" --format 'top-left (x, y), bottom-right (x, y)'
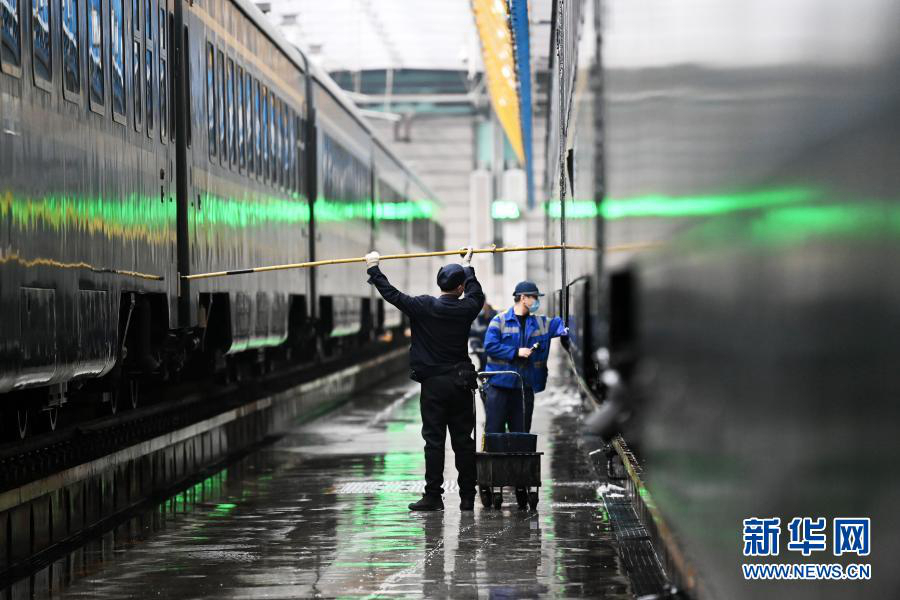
top-left (479, 486), bottom-right (493, 508)
top-left (528, 491), bottom-right (539, 511)
top-left (515, 488), bottom-right (528, 510)
top-left (492, 488), bottom-right (503, 510)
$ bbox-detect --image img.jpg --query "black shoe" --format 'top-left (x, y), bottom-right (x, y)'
top-left (459, 496), bottom-right (475, 511)
top-left (408, 494), bottom-right (444, 511)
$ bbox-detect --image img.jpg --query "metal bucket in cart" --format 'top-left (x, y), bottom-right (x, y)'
top-left (475, 371), bottom-right (542, 510)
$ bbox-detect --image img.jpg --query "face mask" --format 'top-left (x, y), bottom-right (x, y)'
top-left (529, 298), bottom-right (541, 313)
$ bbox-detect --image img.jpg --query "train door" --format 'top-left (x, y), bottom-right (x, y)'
top-left (171, 0), bottom-right (196, 328)
top-left (154, 0), bottom-right (178, 324)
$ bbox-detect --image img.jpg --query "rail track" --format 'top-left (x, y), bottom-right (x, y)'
top-left (0, 341), bottom-right (409, 590)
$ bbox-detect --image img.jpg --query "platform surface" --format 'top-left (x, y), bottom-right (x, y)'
top-left (49, 374), bottom-right (632, 598)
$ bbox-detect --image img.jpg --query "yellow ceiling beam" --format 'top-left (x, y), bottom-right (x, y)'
top-left (471, 0), bottom-right (525, 163)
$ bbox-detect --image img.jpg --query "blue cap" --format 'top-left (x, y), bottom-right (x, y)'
top-left (513, 281), bottom-right (544, 297)
top-left (437, 264), bottom-right (466, 291)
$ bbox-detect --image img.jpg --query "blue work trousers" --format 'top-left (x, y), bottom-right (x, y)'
top-left (484, 384), bottom-right (535, 433)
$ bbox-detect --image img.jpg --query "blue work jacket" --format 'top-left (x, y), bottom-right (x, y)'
top-left (483, 307), bottom-right (566, 392)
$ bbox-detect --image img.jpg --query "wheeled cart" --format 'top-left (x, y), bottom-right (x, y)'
top-left (475, 371), bottom-right (542, 510)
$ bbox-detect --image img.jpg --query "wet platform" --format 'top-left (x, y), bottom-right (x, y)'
top-left (39, 373), bottom-right (634, 598)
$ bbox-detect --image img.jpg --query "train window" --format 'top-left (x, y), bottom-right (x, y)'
top-left (132, 40), bottom-right (141, 129)
top-left (245, 72), bottom-right (253, 174)
top-left (143, 0), bottom-right (152, 134)
top-left (294, 115), bottom-right (302, 194)
top-left (144, 0), bottom-right (150, 38)
top-left (61, 0), bottom-right (79, 94)
top-left (1, 0), bottom-right (21, 71)
top-left (216, 49), bottom-right (225, 165)
top-left (144, 0), bottom-right (152, 135)
top-left (32, 0), bottom-right (51, 86)
top-left (272, 97), bottom-right (281, 187)
top-left (271, 96), bottom-right (279, 185)
top-left (206, 42), bottom-right (215, 158)
top-left (158, 57), bottom-right (166, 140)
top-left (287, 109), bottom-right (295, 192)
top-left (268, 92), bottom-right (275, 183)
top-left (226, 57), bottom-right (234, 167)
top-left (145, 46), bottom-right (153, 131)
top-left (261, 84), bottom-right (268, 181)
top-left (130, 0), bottom-right (140, 129)
top-left (168, 14), bottom-right (175, 141)
top-left (88, 0), bottom-right (104, 108)
top-left (282, 106), bottom-right (290, 190)
top-left (236, 65), bottom-right (244, 171)
top-left (158, 7), bottom-right (166, 140)
top-left (166, 12), bottom-right (175, 142)
top-left (253, 79), bottom-right (260, 176)
top-left (277, 103), bottom-right (284, 189)
top-left (111, 0), bottom-right (126, 119)
top-left (182, 24), bottom-right (189, 146)
top-left (281, 106), bottom-right (288, 190)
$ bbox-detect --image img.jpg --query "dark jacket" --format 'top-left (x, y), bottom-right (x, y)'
top-left (367, 265), bottom-right (485, 381)
top-left (468, 306), bottom-right (497, 351)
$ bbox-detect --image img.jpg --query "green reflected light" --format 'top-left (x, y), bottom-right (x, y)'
top-left (544, 186), bottom-right (816, 220)
top-left (749, 203), bottom-right (900, 244)
top-left (543, 185), bottom-right (900, 246)
top-left (1, 190), bottom-right (175, 243)
top-left (1, 189), bottom-right (437, 247)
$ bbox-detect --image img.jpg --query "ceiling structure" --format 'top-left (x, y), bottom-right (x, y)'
top-left (254, 0), bottom-right (559, 255)
top-left (256, 0), bottom-right (483, 73)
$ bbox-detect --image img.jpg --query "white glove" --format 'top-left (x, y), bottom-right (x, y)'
top-left (365, 251), bottom-right (380, 267)
top-left (461, 246), bottom-right (474, 267)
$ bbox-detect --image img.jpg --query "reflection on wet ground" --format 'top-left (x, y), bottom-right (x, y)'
top-left (39, 373), bottom-right (631, 599)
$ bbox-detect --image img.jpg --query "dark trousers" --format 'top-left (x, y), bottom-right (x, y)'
top-left (420, 374), bottom-right (476, 498)
top-left (485, 384), bottom-right (535, 433)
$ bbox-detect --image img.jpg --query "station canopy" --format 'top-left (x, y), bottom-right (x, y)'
top-left (257, 0), bottom-right (556, 207)
top-left (256, 0), bottom-right (482, 72)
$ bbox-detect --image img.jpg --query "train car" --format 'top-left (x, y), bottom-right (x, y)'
top-left (0, 0), bottom-right (178, 432)
top-left (307, 64), bottom-right (375, 344)
top-left (544, 0), bottom-right (604, 390)
top-left (407, 174), bottom-right (444, 298)
top-left (0, 0), bottom-right (440, 436)
top-left (546, 0), bottom-right (900, 598)
top-left (372, 140), bottom-right (410, 332)
top-left (186, 0), bottom-right (310, 371)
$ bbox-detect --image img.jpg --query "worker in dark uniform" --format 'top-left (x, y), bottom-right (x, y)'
top-left (468, 302), bottom-right (497, 371)
top-left (364, 247), bottom-right (484, 512)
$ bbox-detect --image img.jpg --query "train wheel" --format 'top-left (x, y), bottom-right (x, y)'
top-left (44, 407), bottom-right (59, 432)
top-left (101, 389), bottom-right (119, 416)
top-left (125, 379), bottom-right (139, 410)
top-left (1, 407), bottom-right (30, 441)
top-left (15, 408), bottom-right (30, 440)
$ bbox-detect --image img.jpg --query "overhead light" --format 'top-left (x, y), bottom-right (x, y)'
top-left (492, 201), bottom-right (520, 220)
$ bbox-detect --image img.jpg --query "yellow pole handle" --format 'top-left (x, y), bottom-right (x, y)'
top-left (182, 243), bottom-right (598, 281)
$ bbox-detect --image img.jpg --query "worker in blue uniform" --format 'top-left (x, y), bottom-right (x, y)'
top-left (365, 247), bottom-right (484, 512)
top-left (483, 281), bottom-right (568, 434)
